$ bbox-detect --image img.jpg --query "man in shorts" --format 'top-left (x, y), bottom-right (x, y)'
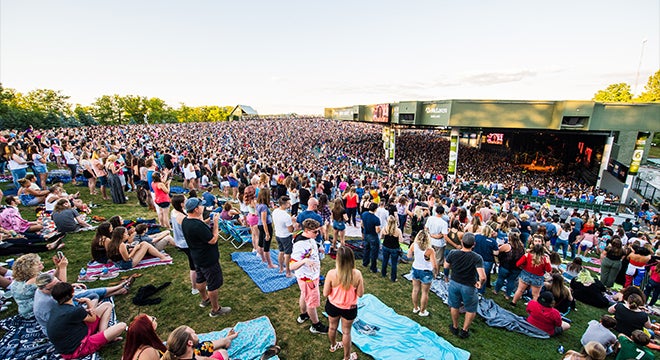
top-left (272, 196), bottom-right (295, 277)
top-left (47, 282), bottom-right (126, 360)
top-left (444, 232), bottom-right (486, 339)
top-left (290, 219), bottom-right (329, 334)
top-left (182, 197), bottom-right (231, 317)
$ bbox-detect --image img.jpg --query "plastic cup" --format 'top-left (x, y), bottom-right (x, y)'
top-left (323, 241), bottom-right (331, 254)
top-left (6, 259), bottom-right (14, 268)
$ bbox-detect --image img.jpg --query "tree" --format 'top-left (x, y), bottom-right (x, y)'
top-left (636, 69), bottom-right (660, 102)
top-left (91, 95), bottom-right (123, 124)
top-left (593, 83), bottom-right (633, 102)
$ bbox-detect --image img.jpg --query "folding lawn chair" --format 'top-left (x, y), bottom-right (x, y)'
top-left (228, 225), bottom-right (253, 249)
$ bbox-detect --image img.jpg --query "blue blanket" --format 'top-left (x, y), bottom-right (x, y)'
top-left (0, 298), bottom-right (116, 360)
top-left (231, 250), bottom-right (297, 293)
top-left (403, 273), bottom-right (549, 339)
top-left (341, 294), bottom-right (470, 360)
top-left (198, 316), bottom-right (278, 360)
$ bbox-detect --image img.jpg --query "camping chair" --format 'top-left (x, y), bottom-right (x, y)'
top-left (219, 219), bottom-right (250, 242)
top-left (228, 225), bottom-right (253, 249)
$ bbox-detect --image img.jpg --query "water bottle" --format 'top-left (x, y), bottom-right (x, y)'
top-left (102, 267), bottom-right (109, 276)
top-left (557, 345), bottom-right (565, 354)
top-left (79, 267), bottom-right (87, 279)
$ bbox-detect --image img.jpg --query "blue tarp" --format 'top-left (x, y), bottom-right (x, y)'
top-left (198, 316), bottom-right (278, 360)
top-left (342, 294), bottom-right (470, 360)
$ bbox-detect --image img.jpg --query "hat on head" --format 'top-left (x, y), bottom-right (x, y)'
top-left (184, 197), bottom-right (206, 213)
top-left (538, 291), bottom-right (554, 307)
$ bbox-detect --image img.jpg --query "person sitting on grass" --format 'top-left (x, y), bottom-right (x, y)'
top-left (161, 325), bottom-right (238, 360)
top-left (51, 198), bottom-right (92, 233)
top-left (580, 315), bottom-right (618, 355)
top-left (526, 290), bottom-right (571, 337)
top-left (105, 226), bottom-right (170, 270)
top-left (33, 272), bottom-right (133, 337)
top-left (614, 330), bottom-right (655, 360)
top-left (0, 195), bottom-right (44, 234)
top-left (47, 282), bottom-right (126, 360)
top-left (134, 223), bottom-right (175, 251)
top-left (562, 341), bottom-right (606, 360)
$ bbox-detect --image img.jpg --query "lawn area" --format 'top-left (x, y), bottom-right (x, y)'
top-left (649, 145), bottom-right (660, 159)
top-left (0, 180), bottom-right (656, 360)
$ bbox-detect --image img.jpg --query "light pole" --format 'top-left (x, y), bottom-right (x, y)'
top-left (634, 38), bottom-right (648, 95)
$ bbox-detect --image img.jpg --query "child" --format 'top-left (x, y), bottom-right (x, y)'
top-left (564, 257), bottom-right (583, 281)
top-left (580, 315), bottom-right (617, 354)
top-left (615, 330), bottom-right (654, 360)
top-left (134, 223), bottom-right (175, 251)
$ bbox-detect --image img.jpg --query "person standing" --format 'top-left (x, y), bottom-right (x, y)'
top-left (360, 203), bottom-right (381, 274)
top-left (256, 188), bottom-right (276, 268)
top-left (408, 230), bottom-right (437, 317)
top-left (323, 246), bottom-right (364, 360)
top-left (181, 197), bottom-right (231, 317)
top-left (426, 205), bottom-right (449, 274)
top-left (290, 219), bottom-right (329, 334)
top-left (444, 232), bottom-right (486, 339)
top-left (273, 196), bottom-right (295, 277)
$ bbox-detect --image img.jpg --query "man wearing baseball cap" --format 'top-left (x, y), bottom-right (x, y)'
top-left (182, 197), bottom-right (231, 317)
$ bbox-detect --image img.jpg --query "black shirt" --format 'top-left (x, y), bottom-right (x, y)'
top-left (299, 188), bottom-right (311, 206)
top-left (47, 304), bottom-right (88, 355)
top-left (182, 217), bottom-right (218, 267)
top-left (446, 250), bottom-right (484, 287)
top-left (382, 234), bottom-right (400, 249)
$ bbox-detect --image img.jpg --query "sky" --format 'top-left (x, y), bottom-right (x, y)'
top-left (1, 0), bottom-right (659, 115)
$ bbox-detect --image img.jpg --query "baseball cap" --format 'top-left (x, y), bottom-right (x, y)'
top-left (185, 197), bottom-right (206, 213)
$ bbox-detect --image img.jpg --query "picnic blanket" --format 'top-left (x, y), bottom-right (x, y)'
top-left (0, 298), bottom-right (116, 360)
top-left (335, 293), bottom-right (470, 360)
top-left (403, 273), bottom-right (549, 339)
top-left (198, 316), bottom-right (278, 360)
top-left (79, 256), bottom-right (173, 281)
top-left (231, 250), bottom-right (297, 293)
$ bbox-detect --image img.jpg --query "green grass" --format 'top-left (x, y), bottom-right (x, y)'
top-left (649, 145), bottom-right (660, 159)
top-left (1, 181), bottom-right (657, 359)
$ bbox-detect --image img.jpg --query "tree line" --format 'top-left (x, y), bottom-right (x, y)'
top-left (592, 69), bottom-right (660, 102)
top-left (0, 84), bottom-right (234, 129)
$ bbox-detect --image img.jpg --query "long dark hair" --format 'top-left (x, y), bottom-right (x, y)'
top-left (122, 314), bottom-right (167, 360)
top-left (106, 226), bottom-right (127, 259)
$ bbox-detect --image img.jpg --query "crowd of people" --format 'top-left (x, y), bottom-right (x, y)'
top-left (0, 118), bottom-right (658, 359)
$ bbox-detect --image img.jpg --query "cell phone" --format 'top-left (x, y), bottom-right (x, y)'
top-left (57, 251), bottom-right (64, 260)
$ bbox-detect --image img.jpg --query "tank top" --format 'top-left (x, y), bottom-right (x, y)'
top-left (328, 274), bottom-right (359, 309)
top-left (345, 194), bottom-right (358, 208)
top-left (412, 244), bottom-right (434, 271)
top-left (171, 211), bottom-right (188, 248)
top-left (152, 182), bottom-right (170, 204)
top-left (382, 233), bottom-right (400, 249)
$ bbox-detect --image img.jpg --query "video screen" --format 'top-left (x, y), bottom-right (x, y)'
top-left (373, 104), bottom-right (390, 123)
top-left (485, 133), bottom-right (504, 145)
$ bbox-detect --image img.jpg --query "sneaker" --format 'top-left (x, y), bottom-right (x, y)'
top-left (310, 322), bottom-right (329, 334)
top-left (458, 329), bottom-right (470, 339)
top-left (412, 307), bottom-right (420, 314)
top-left (191, 288), bottom-right (200, 295)
top-left (296, 313), bottom-right (310, 324)
top-left (209, 306), bottom-right (232, 317)
top-left (448, 324), bottom-right (459, 336)
top-left (199, 298), bottom-right (211, 307)
top-left (418, 310), bottom-right (429, 317)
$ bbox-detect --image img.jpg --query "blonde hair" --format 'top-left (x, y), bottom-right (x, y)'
top-left (161, 326), bottom-right (192, 360)
top-left (384, 215), bottom-right (398, 236)
top-left (335, 247), bottom-right (355, 290)
top-left (12, 253), bottom-right (41, 281)
top-left (415, 230), bottom-right (431, 251)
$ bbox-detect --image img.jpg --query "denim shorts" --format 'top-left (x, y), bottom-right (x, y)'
top-left (519, 270), bottom-right (544, 287)
top-left (412, 268), bottom-right (434, 284)
top-left (332, 220), bottom-right (346, 231)
top-left (33, 165), bottom-right (47, 174)
top-left (448, 280), bottom-right (479, 313)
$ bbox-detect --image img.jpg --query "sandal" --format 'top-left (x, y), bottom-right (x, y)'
top-left (260, 345), bottom-right (281, 359)
top-left (330, 342), bottom-right (344, 353)
top-left (348, 352), bottom-right (358, 360)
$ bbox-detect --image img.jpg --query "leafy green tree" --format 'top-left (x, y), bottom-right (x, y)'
top-left (144, 97), bottom-right (176, 123)
top-left (118, 95), bottom-right (146, 123)
top-left (593, 83), bottom-right (633, 102)
top-left (91, 95), bottom-right (123, 124)
top-left (636, 69), bottom-right (660, 102)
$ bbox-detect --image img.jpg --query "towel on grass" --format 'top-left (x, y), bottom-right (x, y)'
top-left (403, 273), bottom-right (549, 339)
top-left (80, 256), bottom-right (173, 281)
top-left (198, 316), bottom-right (278, 360)
top-left (231, 249), bottom-right (297, 293)
top-left (0, 297), bottom-right (116, 360)
top-left (335, 293), bottom-right (470, 360)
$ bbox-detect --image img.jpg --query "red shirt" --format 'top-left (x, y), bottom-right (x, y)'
top-left (526, 300), bottom-right (562, 335)
top-left (516, 252), bottom-right (551, 276)
top-left (603, 216), bottom-right (615, 227)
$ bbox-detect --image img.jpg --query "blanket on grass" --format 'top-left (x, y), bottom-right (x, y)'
top-left (0, 298), bottom-right (116, 360)
top-left (334, 293), bottom-right (470, 360)
top-left (231, 250), bottom-right (297, 293)
top-left (403, 273), bottom-right (549, 339)
top-left (79, 256), bottom-right (173, 282)
top-left (198, 316), bottom-right (278, 360)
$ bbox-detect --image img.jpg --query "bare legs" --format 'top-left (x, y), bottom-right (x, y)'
top-left (130, 242), bottom-right (169, 267)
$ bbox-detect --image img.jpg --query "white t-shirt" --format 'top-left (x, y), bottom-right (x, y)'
top-left (374, 207), bottom-right (389, 231)
top-left (272, 208), bottom-right (293, 238)
top-left (425, 215), bottom-right (448, 248)
top-left (291, 236), bottom-right (320, 280)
